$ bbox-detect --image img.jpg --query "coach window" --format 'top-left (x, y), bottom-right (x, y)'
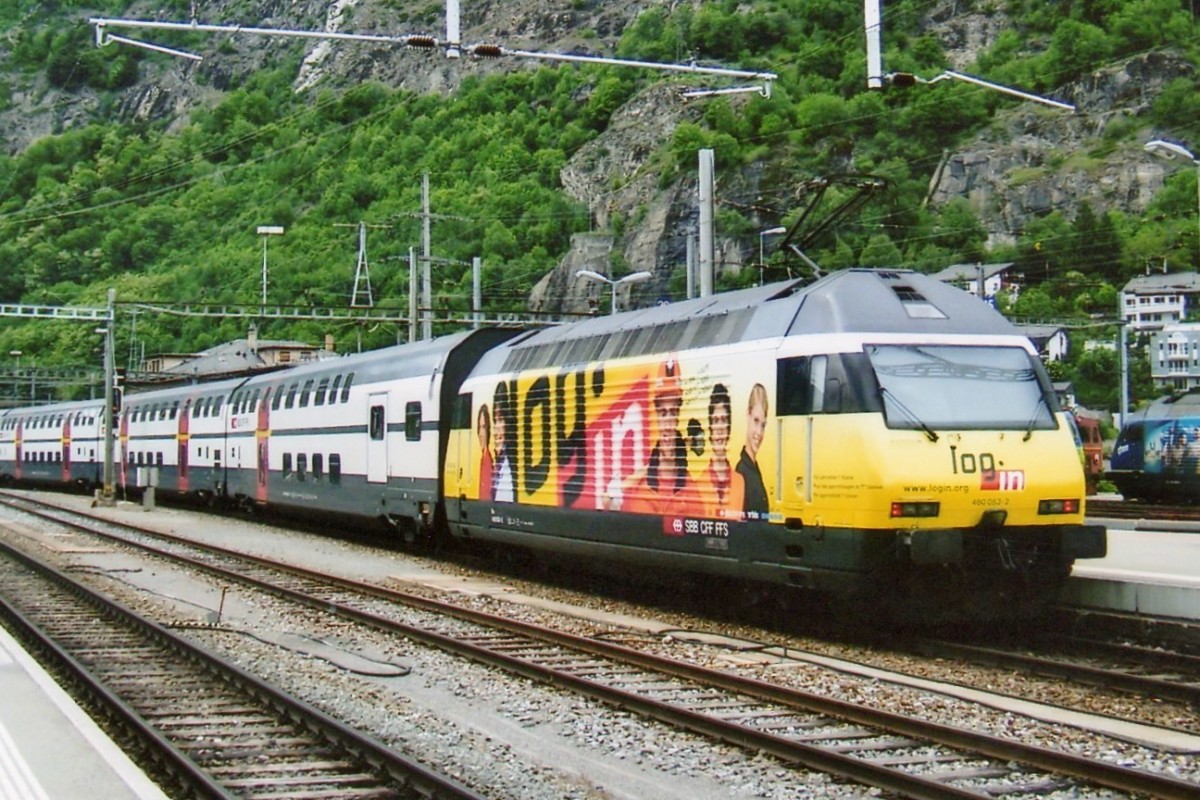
top-left (213, 395), bottom-right (224, 415)
top-left (285, 383), bottom-right (299, 409)
top-left (341, 372), bottom-right (355, 403)
top-left (369, 404), bottom-right (385, 441)
top-left (405, 402), bottom-right (422, 441)
top-left (282, 452), bottom-right (293, 479)
top-left (170, 401), bottom-right (179, 419)
top-left (299, 379), bottom-right (314, 407)
top-left (315, 377), bottom-right (329, 406)
top-left (296, 453), bottom-right (307, 482)
top-left (329, 453), bottom-right (342, 485)
top-left (271, 387), bottom-right (283, 410)
top-left (249, 388), bottom-right (261, 411)
top-left (329, 375), bottom-right (343, 403)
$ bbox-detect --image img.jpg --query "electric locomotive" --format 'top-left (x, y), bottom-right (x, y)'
top-left (1108, 390), bottom-right (1200, 502)
top-left (443, 269), bottom-right (1105, 620)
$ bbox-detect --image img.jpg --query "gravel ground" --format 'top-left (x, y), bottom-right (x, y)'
top-left (2, 492), bottom-right (1198, 798)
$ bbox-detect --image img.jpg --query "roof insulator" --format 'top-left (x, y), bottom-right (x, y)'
top-left (471, 43), bottom-right (503, 58)
top-left (405, 35), bottom-right (437, 49)
top-left (888, 72), bottom-right (917, 87)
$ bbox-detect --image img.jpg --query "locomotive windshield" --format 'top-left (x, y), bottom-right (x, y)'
top-left (866, 344), bottom-right (1058, 432)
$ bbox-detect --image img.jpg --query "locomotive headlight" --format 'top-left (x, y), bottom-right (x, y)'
top-left (890, 501), bottom-right (940, 518)
top-left (1038, 499), bottom-right (1080, 515)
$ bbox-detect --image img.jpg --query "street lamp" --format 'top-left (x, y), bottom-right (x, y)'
top-left (256, 225), bottom-right (284, 309)
top-left (1144, 139), bottom-right (1200, 260)
top-left (576, 269), bottom-right (653, 315)
top-left (759, 226), bottom-right (787, 286)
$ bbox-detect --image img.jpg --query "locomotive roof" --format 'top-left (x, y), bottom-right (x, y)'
top-left (481, 268), bottom-right (1018, 374)
top-left (1128, 389), bottom-right (1200, 423)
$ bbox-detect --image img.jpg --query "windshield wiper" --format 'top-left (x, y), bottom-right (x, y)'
top-left (1023, 394), bottom-right (1051, 442)
top-left (880, 387), bottom-right (939, 442)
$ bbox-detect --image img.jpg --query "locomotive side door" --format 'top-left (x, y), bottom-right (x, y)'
top-left (444, 393), bottom-right (473, 526)
top-left (367, 392), bottom-right (389, 484)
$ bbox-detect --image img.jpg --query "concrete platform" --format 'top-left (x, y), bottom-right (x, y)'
top-left (1065, 522), bottom-right (1200, 621)
top-left (0, 625), bottom-right (169, 800)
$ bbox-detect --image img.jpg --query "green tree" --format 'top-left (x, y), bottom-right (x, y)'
top-left (858, 234), bottom-right (903, 267)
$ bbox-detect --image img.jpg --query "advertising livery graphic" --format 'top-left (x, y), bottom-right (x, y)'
top-left (1140, 419), bottom-right (1200, 476)
top-left (472, 355), bottom-right (778, 525)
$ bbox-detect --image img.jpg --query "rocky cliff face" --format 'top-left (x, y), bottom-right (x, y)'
top-left (927, 52), bottom-right (1196, 249)
top-left (1, 0), bottom-right (654, 151)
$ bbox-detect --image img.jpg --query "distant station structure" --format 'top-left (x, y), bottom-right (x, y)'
top-left (132, 325), bottom-right (340, 388)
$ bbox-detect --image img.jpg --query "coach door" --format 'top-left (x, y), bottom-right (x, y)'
top-left (177, 401), bottom-right (190, 491)
top-left (367, 392), bottom-right (388, 484)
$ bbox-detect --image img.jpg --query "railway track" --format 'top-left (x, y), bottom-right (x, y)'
top-left (2, 492), bottom-right (1197, 800)
top-left (0, 537), bottom-right (484, 800)
top-left (913, 634), bottom-right (1200, 710)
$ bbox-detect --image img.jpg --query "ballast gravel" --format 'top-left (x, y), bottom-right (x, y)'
top-left (2, 493), bottom-right (1197, 799)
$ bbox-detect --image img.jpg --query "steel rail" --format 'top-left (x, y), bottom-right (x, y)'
top-left (914, 638), bottom-right (1200, 707)
top-left (3, 493), bottom-right (1196, 799)
top-left (0, 535), bottom-right (487, 800)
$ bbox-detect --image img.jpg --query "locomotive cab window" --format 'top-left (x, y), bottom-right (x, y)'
top-left (777, 354), bottom-right (881, 416)
top-left (405, 402), bottom-right (422, 441)
top-left (866, 344), bottom-right (1057, 432)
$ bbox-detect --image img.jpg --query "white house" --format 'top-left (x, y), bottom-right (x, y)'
top-left (1019, 324), bottom-right (1070, 362)
top-left (934, 262), bottom-right (1019, 302)
top-left (1120, 271), bottom-right (1200, 332)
